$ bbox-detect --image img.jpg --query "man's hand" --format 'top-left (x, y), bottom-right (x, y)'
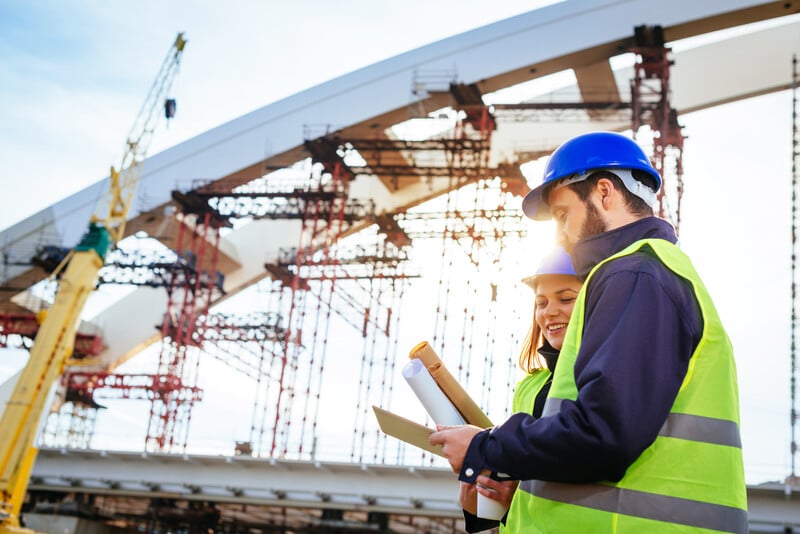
top-left (429, 424), bottom-right (483, 474)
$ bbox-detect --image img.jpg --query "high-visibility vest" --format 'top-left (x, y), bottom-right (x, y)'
top-left (501, 370), bottom-right (551, 534)
top-left (521, 238), bottom-right (747, 533)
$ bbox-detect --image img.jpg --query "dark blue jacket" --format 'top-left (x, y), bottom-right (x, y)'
top-left (459, 217), bottom-right (703, 484)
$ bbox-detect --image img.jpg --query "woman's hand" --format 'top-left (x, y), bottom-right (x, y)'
top-left (476, 473), bottom-right (518, 509)
top-left (459, 482), bottom-right (478, 515)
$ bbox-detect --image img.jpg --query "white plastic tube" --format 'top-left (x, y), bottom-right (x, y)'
top-left (402, 358), bottom-right (465, 426)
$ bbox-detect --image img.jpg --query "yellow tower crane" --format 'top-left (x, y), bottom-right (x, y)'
top-left (0, 32), bottom-right (187, 533)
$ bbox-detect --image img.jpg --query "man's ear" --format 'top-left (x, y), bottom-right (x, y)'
top-left (594, 177), bottom-right (616, 210)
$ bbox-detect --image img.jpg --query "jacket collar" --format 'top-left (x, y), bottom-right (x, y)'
top-left (537, 340), bottom-right (560, 372)
top-left (571, 217), bottom-right (678, 279)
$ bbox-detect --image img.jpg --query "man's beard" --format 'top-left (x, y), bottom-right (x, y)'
top-left (578, 200), bottom-right (607, 241)
top-left (560, 199), bottom-right (608, 253)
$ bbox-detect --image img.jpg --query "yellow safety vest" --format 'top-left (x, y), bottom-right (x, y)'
top-left (521, 239), bottom-right (747, 533)
top-left (501, 369), bottom-right (551, 534)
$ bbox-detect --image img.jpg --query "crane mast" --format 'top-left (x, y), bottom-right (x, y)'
top-left (0, 33), bottom-right (187, 533)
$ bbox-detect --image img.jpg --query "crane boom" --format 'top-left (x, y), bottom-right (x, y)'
top-left (96, 32), bottom-right (187, 244)
top-left (0, 33), bottom-right (187, 533)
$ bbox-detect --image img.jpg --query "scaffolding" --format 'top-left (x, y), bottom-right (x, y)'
top-left (0, 313), bottom-right (102, 359)
top-left (30, 25), bottom-right (689, 469)
top-left (630, 24), bottom-right (686, 233)
top-left (42, 213), bottom-right (224, 453)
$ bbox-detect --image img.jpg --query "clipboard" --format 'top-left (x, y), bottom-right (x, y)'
top-left (372, 406), bottom-right (445, 457)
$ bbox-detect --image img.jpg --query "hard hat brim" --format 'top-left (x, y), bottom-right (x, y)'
top-left (522, 181), bottom-right (553, 221)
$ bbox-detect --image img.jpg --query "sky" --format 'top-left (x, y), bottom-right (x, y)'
top-left (0, 0), bottom-right (798, 486)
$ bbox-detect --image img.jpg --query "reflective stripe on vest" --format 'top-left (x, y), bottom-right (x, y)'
top-left (527, 238), bottom-right (746, 533)
top-left (519, 480), bottom-right (748, 533)
top-left (543, 399), bottom-right (742, 448)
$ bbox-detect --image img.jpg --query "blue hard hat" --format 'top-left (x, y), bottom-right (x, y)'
top-left (522, 247), bottom-right (576, 289)
top-left (522, 131), bottom-right (662, 220)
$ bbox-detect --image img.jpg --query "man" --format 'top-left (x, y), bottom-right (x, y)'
top-left (430, 131), bottom-right (747, 533)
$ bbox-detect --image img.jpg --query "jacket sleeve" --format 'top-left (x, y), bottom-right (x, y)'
top-left (462, 509), bottom-right (504, 533)
top-left (459, 256), bottom-right (702, 484)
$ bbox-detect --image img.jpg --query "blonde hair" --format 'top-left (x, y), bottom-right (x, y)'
top-left (518, 300), bottom-right (547, 374)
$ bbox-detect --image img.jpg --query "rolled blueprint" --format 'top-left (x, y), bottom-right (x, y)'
top-left (409, 341), bottom-right (493, 428)
top-left (402, 358), bottom-right (466, 426)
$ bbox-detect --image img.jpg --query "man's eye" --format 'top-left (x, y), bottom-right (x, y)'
top-left (560, 297), bottom-right (576, 304)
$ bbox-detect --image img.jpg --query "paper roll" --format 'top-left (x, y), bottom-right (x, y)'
top-left (409, 341), bottom-right (493, 428)
top-left (476, 489), bottom-right (508, 520)
top-left (402, 358), bottom-right (465, 426)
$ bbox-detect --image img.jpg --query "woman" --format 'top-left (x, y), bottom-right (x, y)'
top-left (461, 247), bottom-right (582, 532)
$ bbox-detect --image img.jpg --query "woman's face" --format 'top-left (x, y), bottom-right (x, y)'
top-left (534, 274), bottom-right (582, 350)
